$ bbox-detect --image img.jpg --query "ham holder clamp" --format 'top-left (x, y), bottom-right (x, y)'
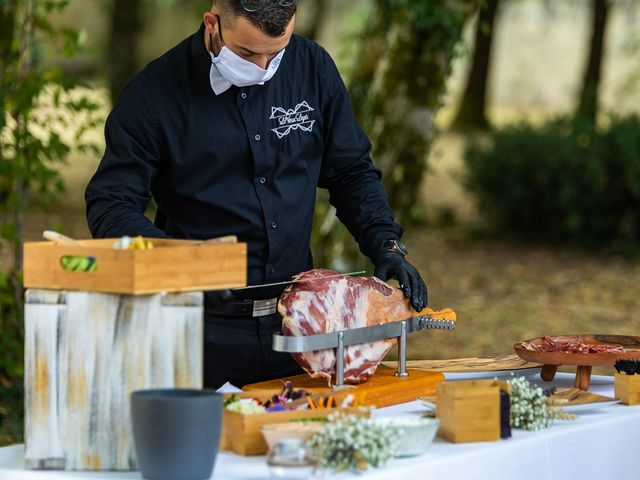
top-left (245, 269), bottom-right (458, 405)
top-left (273, 313), bottom-right (455, 387)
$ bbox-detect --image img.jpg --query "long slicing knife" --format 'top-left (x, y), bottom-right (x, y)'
top-left (273, 310), bottom-right (457, 353)
top-left (271, 308), bottom-right (456, 386)
top-left (232, 270), bottom-right (366, 291)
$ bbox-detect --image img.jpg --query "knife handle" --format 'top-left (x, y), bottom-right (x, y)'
top-left (413, 307), bottom-right (457, 322)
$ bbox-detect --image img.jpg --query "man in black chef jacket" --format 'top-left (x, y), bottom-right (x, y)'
top-left (85, 0), bottom-right (428, 389)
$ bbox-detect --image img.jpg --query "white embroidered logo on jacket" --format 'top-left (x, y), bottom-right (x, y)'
top-left (269, 101), bottom-right (315, 139)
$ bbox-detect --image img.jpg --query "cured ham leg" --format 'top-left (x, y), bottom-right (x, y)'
top-left (278, 269), bottom-right (450, 385)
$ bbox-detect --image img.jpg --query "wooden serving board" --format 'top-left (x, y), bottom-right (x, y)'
top-left (514, 335), bottom-right (640, 366)
top-left (243, 365), bottom-right (444, 408)
top-left (420, 387), bottom-right (615, 409)
top-left (550, 387), bottom-right (615, 406)
top-left (383, 354), bottom-right (541, 372)
top-left (514, 334), bottom-right (640, 390)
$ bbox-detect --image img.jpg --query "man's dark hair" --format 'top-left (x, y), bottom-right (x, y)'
top-left (217, 0), bottom-right (296, 37)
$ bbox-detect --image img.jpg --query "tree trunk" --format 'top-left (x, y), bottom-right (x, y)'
top-left (297, 0), bottom-right (328, 41)
top-left (107, 0), bottom-right (144, 103)
top-left (575, 0), bottom-right (609, 124)
top-left (12, 0), bottom-right (37, 316)
top-left (451, 0), bottom-right (499, 131)
top-left (0, 0), bottom-right (17, 67)
top-left (0, 0), bottom-right (18, 132)
top-left (311, 0), bottom-right (478, 269)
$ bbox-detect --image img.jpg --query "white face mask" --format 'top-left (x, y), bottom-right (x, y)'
top-left (209, 44), bottom-right (285, 95)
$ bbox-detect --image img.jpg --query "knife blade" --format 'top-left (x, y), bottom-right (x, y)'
top-left (232, 270), bottom-right (366, 291)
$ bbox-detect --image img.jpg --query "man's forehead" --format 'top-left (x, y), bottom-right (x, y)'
top-left (225, 15), bottom-right (294, 54)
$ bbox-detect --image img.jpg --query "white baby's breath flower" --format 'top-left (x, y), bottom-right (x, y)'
top-left (507, 376), bottom-right (552, 430)
top-left (307, 413), bottom-right (398, 472)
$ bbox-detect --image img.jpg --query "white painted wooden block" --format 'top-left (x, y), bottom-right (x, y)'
top-left (23, 289), bottom-right (203, 470)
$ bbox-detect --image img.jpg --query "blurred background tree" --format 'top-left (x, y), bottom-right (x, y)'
top-left (463, 0), bottom-right (640, 252)
top-left (103, 0), bottom-right (328, 103)
top-left (312, 0), bottom-right (479, 270)
top-left (451, 0), bottom-right (500, 130)
top-left (296, 0), bottom-right (328, 41)
top-left (106, 0), bottom-right (144, 102)
top-left (0, 0), bottom-right (100, 444)
top-left (575, 0), bottom-right (610, 123)
top-left (104, 0), bottom-right (204, 102)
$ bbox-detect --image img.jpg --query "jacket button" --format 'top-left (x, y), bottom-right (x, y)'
top-left (240, 92), bottom-right (247, 99)
top-left (254, 134), bottom-right (261, 141)
top-left (270, 266), bottom-right (276, 273)
top-left (258, 177), bottom-right (266, 184)
top-left (271, 221), bottom-right (277, 229)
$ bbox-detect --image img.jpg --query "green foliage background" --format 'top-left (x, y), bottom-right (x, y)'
top-left (0, 0), bottom-right (100, 444)
top-left (465, 116), bottom-right (640, 252)
top-left (312, 0), bottom-right (478, 270)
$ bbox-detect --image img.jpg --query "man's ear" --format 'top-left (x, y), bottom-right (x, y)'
top-left (203, 11), bottom-right (217, 34)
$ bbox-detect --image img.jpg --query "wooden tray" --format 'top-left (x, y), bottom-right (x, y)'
top-left (514, 335), bottom-right (640, 390)
top-left (383, 354), bottom-right (540, 372)
top-left (550, 387), bottom-right (617, 409)
top-left (420, 387), bottom-right (617, 411)
top-left (243, 365), bottom-right (445, 408)
top-left (23, 238), bottom-right (247, 295)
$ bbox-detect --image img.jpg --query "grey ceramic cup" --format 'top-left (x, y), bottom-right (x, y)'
top-left (130, 389), bottom-right (223, 480)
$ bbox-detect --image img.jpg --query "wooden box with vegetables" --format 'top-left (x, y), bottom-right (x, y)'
top-left (221, 381), bottom-right (369, 455)
top-left (23, 236), bottom-right (246, 294)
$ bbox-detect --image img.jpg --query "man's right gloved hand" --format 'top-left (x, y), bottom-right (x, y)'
top-left (374, 253), bottom-right (428, 312)
top-left (205, 289), bottom-right (235, 309)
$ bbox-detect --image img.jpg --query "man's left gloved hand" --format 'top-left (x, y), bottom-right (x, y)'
top-left (374, 253), bottom-right (428, 312)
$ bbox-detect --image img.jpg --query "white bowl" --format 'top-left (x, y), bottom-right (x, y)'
top-left (373, 416), bottom-right (440, 457)
top-left (260, 422), bottom-right (326, 451)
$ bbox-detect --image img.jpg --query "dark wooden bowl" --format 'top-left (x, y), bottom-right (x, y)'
top-left (514, 334), bottom-right (640, 390)
top-left (514, 335), bottom-right (640, 366)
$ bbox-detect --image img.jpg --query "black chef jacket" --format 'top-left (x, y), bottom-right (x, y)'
top-left (85, 24), bottom-right (403, 298)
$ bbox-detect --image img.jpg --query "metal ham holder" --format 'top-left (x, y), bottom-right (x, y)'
top-left (272, 314), bottom-right (456, 387)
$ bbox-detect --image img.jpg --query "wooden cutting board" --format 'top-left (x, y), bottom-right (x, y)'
top-left (382, 354), bottom-right (541, 372)
top-left (420, 386), bottom-right (617, 409)
top-left (550, 387), bottom-right (616, 405)
top-left (243, 365), bottom-right (444, 408)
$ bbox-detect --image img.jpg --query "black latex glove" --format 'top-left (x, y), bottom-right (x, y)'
top-left (204, 289), bottom-right (236, 309)
top-left (373, 253), bottom-right (428, 312)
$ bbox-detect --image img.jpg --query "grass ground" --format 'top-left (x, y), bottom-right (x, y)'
top-left (404, 226), bottom-right (640, 361)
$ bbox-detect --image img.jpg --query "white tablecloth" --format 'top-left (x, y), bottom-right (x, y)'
top-left (2, 373), bottom-right (638, 480)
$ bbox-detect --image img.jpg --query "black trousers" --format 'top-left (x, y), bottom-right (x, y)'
top-left (203, 311), bottom-right (303, 389)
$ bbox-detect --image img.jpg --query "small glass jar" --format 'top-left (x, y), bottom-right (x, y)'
top-left (266, 438), bottom-right (315, 479)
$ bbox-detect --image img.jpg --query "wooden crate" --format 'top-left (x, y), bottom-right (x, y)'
top-left (23, 238), bottom-right (247, 295)
top-left (24, 289), bottom-right (204, 470)
top-left (436, 379), bottom-right (510, 443)
top-left (614, 373), bottom-right (640, 405)
top-left (221, 391), bottom-right (368, 455)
